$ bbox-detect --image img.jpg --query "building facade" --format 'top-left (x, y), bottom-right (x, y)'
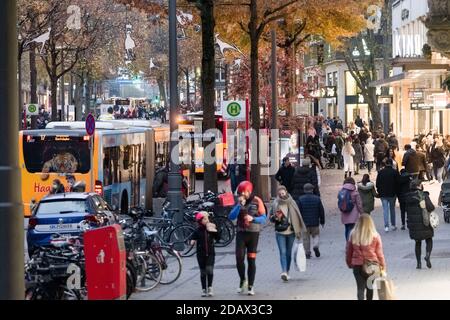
top-left (372, 0), bottom-right (450, 145)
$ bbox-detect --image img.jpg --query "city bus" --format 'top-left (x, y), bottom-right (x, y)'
top-left (19, 121), bottom-right (195, 216)
top-left (178, 112), bottom-right (228, 177)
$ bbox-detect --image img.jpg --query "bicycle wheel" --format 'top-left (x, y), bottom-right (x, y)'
top-left (214, 217), bottom-right (235, 247)
top-left (135, 253), bottom-right (161, 292)
top-left (159, 247), bottom-right (182, 285)
top-left (168, 224), bottom-right (196, 257)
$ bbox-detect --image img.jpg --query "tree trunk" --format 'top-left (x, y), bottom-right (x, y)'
top-left (157, 74), bottom-right (167, 107)
top-left (249, 0), bottom-right (261, 196)
top-left (84, 74), bottom-right (92, 116)
top-left (185, 68), bottom-right (191, 109)
top-left (74, 75), bottom-right (83, 121)
top-left (200, 0), bottom-right (218, 194)
top-left (50, 76), bottom-right (58, 121)
top-left (30, 44), bottom-right (38, 129)
top-left (368, 87), bottom-right (382, 130)
top-left (60, 74), bottom-right (65, 121)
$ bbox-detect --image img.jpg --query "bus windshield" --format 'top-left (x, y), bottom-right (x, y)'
top-left (23, 135), bottom-right (90, 174)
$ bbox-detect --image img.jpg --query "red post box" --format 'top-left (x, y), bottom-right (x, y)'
top-left (84, 225), bottom-right (126, 300)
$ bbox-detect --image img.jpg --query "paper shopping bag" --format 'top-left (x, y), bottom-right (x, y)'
top-left (377, 278), bottom-right (396, 300)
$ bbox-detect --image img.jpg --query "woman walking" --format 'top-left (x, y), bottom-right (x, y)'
top-left (364, 137), bottom-right (375, 174)
top-left (346, 214), bottom-right (386, 300)
top-left (339, 177), bottom-right (364, 241)
top-left (405, 180), bottom-right (436, 269)
top-left (357, 174), bottom-right (378, 215)
top-left (191, 212), bottom-right (220, 297)
top-left (343, 139), bottom-right (356, 179)
top-left (269, 186), bottom-right (306, 281)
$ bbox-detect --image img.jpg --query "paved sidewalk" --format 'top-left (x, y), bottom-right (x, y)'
top-left (132, 169), bottom-right (450, 300)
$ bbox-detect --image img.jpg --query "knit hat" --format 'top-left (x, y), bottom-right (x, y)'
top-left (303, 183), bottom-right (314, 193)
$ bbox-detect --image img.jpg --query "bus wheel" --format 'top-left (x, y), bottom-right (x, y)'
top-left (121, 191), bottom-right (129, 215)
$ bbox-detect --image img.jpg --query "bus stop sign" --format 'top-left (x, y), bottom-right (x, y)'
top-left (85, 114), bottom-right (96, 136)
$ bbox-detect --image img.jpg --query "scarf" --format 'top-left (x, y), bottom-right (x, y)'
top-left (272, 194), bottom-right (306, 237)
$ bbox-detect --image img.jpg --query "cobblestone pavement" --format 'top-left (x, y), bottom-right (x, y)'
top-left (133, 169), bottom-right (450, 300)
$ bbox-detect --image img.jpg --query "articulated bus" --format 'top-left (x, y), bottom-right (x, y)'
top-left (178, 112), bottom-right (228, 177)
top-left (20, 121), bottom-right (195, 217)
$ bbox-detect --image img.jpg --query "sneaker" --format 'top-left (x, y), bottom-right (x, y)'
top-left (313, 247), bottom-right (321, 258)
top-left (306, 252), bottom-right (311, 259)
top-left (237, 280), bottom-right (247, 294)
top-left (201, 289), bottom-right (207, 297)
top-left (391, 226), bottom-right (397, 231)
top-left (401, 225), bottom-right (406, 230)
top-left (247, 287), bottom-right (255, 296)
top-left (286, 274), bottom-right (291, 280)
top-left (207, 287), bottom-right (214, 297)
top-left (384, 227), bottom-right (389, 232)
top-left (281, 273), bottom-right (288, 282)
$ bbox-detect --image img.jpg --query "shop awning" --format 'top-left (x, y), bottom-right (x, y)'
top-left (369, 73), bottom-right (406, 87)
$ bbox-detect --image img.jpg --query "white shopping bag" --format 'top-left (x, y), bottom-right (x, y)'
top-left (292, 240), bottom-right (306, 272)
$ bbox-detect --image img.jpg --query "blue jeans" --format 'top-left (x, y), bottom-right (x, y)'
top-left (275, 233), bottom-right (296, 273)
top-left (381, 197), bottom-right (396, 228)
top-left (345, 224), bottom-right (355, 241)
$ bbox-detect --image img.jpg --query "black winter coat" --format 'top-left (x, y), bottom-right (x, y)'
top-left (291, 166), bottom-right (319, 199)
top-left (275, 165), bottom-right (295, 193)
top-left (376, 167), bottom-right (399, 198)
top-left (405, 190), bottom-right (435, 241)
top-left (191, 225), bottom-right (220, 257)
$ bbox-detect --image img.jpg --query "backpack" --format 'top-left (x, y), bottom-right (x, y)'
top-left (338, 188), bottom-right (354, 213)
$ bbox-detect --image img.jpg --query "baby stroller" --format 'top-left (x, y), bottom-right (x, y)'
top-left (440, 179), bottom-right (450, 223)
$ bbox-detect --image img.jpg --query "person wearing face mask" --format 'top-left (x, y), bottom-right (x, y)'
top-left (228, 181), bottom-right (267, 296)
top-left (270, 186), bottom-right (306, 282)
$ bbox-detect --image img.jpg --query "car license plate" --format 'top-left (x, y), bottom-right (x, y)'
top-left (35, 224), bottom-right (78, 232)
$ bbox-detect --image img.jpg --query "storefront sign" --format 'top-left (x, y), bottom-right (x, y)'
top-left (409, 89), bottom-right (425, 104)
top-left (410, 103), bottom-right (433, 110)
top-left (321, 86), bottom-right (337, 98)
top-left (378, 96), bottom-right (393, 104)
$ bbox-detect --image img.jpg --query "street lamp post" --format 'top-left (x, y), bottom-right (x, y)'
top-left (167, 0), bottom-right (184, 229)
top-left (0, 0), bottom-right (25, 299)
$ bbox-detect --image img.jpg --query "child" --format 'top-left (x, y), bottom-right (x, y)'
top-left (191, 212), bottom-right (220, 297)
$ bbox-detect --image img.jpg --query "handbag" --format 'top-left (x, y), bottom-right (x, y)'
top-left (419, 193), bottom-right (430, 227)
top-left (361, 242), bottom-right (381, 277)
top-left (429, 211), bottom-right (440, 229)
top-left (274, 210), bottom-right (291, 232)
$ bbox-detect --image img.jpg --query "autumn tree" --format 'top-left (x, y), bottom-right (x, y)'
top-left (343, 0), bottom-right (389, 130)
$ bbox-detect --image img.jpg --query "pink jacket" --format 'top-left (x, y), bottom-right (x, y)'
top-left (340, 183), bottom-right (363, 225)
top-left (346, 235), bottom-right (386, 269)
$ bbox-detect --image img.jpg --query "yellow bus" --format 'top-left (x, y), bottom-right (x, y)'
top-left (20, 121), bottom-right (195, 217)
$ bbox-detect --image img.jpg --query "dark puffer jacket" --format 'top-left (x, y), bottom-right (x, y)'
top-left (296, 193), bottom-right (325, 227)
top-left (291, 166), bottom-right (319, 199)
top-left (405, 190), bottom-right (435, 241)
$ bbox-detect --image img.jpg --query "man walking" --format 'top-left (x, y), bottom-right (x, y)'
top-left (275, 157), bottom-right (295, 194)
top-left (376, 159), bottom-right (400, 232)
top-left (296, 183), bottom-right (325, 259)
top-left (402, 144), bottom-right (420, 180)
